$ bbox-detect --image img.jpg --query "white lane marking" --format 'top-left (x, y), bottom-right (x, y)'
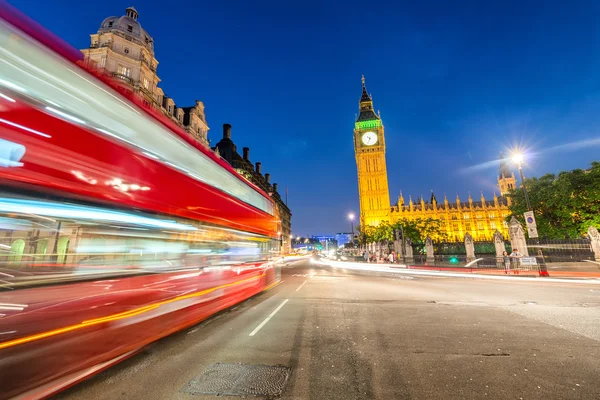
top-left (249, 299), bottom-right (289, 337)
top-left (296, 280), bottom-right (308, 292)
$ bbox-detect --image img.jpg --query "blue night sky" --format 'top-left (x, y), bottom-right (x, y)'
top-left (9, 0), bottom-right (600, 236)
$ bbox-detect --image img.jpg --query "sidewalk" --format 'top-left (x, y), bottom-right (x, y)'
top-left (408, 263), bottom-right (600, 278)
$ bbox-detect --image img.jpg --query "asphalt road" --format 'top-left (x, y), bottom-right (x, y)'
top-left (56, 259), bottom-right (600, 400)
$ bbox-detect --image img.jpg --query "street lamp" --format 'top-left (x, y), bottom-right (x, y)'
top-left (511, 152), bottom-right (548, 276)
top-left (511, 152), bottom-right (531, 211)
top-left (348, 213), bottom-right (355, 247)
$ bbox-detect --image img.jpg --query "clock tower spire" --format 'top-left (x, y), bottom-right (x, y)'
top-left (354, 76), bottom-right (391, 227)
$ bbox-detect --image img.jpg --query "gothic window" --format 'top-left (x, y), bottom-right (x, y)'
top-left (489, 213), bottom-right (495, 218)
top-left (478, 222), bottom-right (484, 230)
top-left (490, 222), bottom-right (497, 229)
top-left (464, 214), bottom-right (470, 220)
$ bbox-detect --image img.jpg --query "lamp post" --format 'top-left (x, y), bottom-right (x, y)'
top-left (511, 152), bottom-right (548, 276)
top-left (348, 213), bottom-right (355, 248)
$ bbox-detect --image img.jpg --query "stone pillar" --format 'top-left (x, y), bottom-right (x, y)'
top-left (404, 238), bottom-right (413, 264)
top-left (493, 230), bottom-right (506, 257)
top-left (425, 236), bottom-right (434, 264)
top-left (588, 226), bottom-right (600, 262)
top-left (464, 232), bottom-right (475, 262)
top-left (393, 229), bottom-right (402, 261)
top-left (508, 216), bottom-right (529, 256)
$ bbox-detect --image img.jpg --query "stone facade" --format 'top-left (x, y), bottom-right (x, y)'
top-left (353, 77), bottom-right (513, 241)
top-left (213, 124), bottom-right (292, 253)
top-left (80, 7), bottom-right (209, 146)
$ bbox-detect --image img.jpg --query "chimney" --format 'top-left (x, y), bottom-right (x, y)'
top-left (243, 147), bottom-right (250, 161)
top-left (265, 173), bottom-right (270, 184)
top-left (273, 183), bottom-right (278, 192)
top-left (223, 123), bottom-right (231, 139)
top-left (255, 162), bottom-right (261, 174)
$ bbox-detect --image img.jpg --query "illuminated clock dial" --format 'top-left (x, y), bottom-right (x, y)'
top-left (361, 131), bottom-right (378, 146)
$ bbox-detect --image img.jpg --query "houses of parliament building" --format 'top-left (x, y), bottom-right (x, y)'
top-left (354, 77), bottom-right (515, 241)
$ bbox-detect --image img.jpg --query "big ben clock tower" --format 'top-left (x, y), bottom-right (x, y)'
top-left (354, 76), bottom-right (391, 227)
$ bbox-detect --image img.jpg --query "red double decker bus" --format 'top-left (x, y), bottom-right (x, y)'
top-left (0, 3), bottom-right (282, 398)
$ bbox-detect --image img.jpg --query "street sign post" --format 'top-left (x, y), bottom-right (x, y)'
top-left (524, 211), bottom-right (539, 239)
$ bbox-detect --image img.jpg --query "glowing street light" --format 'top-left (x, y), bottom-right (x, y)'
top-left (510, 152), bottom-right (531, 211)
top-left (511, 153), bottom-right (524, 165)
top-left (348, 213), bottom-right (355, 246)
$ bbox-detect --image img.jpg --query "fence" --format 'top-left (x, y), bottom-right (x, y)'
top-left (525, 238), bottom-right (595, 263)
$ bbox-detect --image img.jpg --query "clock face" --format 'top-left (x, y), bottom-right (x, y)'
top-left (361, 131), bottom-right (378, 146)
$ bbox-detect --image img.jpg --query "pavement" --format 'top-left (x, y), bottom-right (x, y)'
top-left (56, 259), bottom-right (600, 400)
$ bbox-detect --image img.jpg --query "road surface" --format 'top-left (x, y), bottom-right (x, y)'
top-left (57, 259), bottom-right (600, 399)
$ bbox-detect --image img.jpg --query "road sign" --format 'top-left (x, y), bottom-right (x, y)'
top-left (523, 211), bottom-right (539, 238)
top-left (520, 257), bottom-right (538, 266)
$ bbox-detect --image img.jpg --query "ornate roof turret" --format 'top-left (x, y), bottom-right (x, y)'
top-left (360, 75), bottom-right (372, 102)
top-left (356, 75), bottom-right (380, 122)
top-left (99, 6), bottom-right (154, 53)
top-left (430, 190), bottom-right (437, 204)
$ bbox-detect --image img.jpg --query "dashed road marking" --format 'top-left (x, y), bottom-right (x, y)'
top-left (296, 280), bottom-right (307, 292)
top-left (249, 299), bottom-right (289, 337)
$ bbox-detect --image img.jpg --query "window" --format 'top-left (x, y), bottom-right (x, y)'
top-left (124, 47), bottom-right (130, 54)
top-left (143, 77), bottom-right (149, 89)
top-left (127, 24), bottom-right (133, 33)
top-left (489, 213), bottom-right (495, 218)
top-left (490, 222), bottom-right (497, 229)
top-left (168, 105), bottom-right (172, 113)
top-left (464, 214), bottom-right (470, 220)
top-left (476, 214), bottom-right (482, 219)
top-left (478, 222), bottom-right (484, 230)
top-left (117, 65), bottom-right (131, 77)
top-left (108, 21), bottom-right (113, 27)
top-left (99, 57), bottom-right (106, 69)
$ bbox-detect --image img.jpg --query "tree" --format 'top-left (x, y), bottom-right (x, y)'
top-left (507, 161), bottom-right (600, 238)
top-left (356, 225), bottom-right (376, 245)
top-left (392, 217), bottom-right (448, 253)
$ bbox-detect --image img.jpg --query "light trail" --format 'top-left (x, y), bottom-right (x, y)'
top-left (0, 271), bottom-right (277, 351)
top-left (313, 259), bottom-right (600, 285)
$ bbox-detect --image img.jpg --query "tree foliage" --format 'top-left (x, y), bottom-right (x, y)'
top-left (357, 218), bottom-right (448, 253)
top-left (507, 161), bottom-right (600, 238)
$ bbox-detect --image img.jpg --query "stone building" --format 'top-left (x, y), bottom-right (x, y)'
top-left (214, 124), bottom-right (292, 253)
top-left (80, 6), bottom-right (209, 146)
top-left (354, 76), bottom-right (514, 241)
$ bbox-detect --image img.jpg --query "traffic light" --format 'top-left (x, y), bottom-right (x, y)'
top-left (450, 256), bottom-right (458, 264)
